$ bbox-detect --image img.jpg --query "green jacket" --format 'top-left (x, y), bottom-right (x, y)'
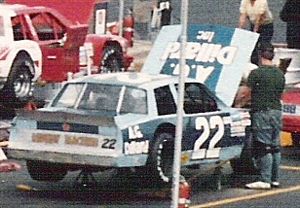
top-left (247, 65), bottom-right (285, 112)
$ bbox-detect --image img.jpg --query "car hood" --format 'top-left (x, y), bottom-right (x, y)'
top-left (142, 24), bottom-right (259, 106)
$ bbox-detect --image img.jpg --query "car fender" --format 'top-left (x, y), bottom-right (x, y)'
top-left (0, 40), bottom-right (42, 80)
top-left (85, 34), bottom-right (126, 67)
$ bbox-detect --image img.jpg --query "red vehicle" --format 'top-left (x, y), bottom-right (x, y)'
top-left (0, 0), bottom-right (133, 106)
top-left (282, 84), bottom-right (300, 146)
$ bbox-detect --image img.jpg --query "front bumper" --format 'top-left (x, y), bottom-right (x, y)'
top-left (7, 148), bottom-right (148, 167)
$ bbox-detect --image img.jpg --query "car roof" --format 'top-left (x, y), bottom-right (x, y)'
top-left (0, 3), bottom-right (72, 25)
top-left (68, 72), bottom-right (198, 89)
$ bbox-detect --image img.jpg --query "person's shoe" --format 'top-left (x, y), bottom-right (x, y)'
top-left (271, 181), bottom-right (280, 188)
top-left (245, 181), bottom-right (271, 189)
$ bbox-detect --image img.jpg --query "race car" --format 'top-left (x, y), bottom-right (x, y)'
top-left (0, 3), bottom-right (132, 106)
top-left (7, 72), bottom-right (251, 184)
top-left (282, 83), bottom-right (300, 146)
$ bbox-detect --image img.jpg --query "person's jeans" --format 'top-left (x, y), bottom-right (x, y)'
top-left (252, 109), bottom-right (282, 183)
top-left (256, 151), bottom-right (281, 183)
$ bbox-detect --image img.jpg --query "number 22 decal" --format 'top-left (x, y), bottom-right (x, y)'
top-left (192, 116), bottom-right (225, 159)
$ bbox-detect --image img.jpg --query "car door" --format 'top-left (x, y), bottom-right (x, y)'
top-left (180, 83), bottom-right (233, 161)
top-left (28, 12), bottom-right (82, 82)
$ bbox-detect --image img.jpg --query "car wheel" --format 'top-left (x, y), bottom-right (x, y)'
top-left (230, 130), bottom-right (258, 175)
top-left (2, 55), bottom-right (34, 106)
top-left (26, 160), bottom-right (67, 182)
top-left (150, 132), bottom-right (174, 185)
top-left (291, 132), bottom-right (300, 147)
top-left (100, 45), bottom-right (123, 73)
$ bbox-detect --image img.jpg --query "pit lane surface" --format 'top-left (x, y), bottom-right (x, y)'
top-left (0, 148), bottom-right (300, 208)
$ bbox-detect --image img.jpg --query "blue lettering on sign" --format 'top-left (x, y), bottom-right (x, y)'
top-left (160, 24), bottom-right (236, 91)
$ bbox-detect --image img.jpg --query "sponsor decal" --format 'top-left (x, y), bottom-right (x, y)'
top-left (142, 24), bottom-right (259, 106)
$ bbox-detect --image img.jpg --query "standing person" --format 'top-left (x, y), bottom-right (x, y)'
top-left (245, 42), bottom-right (286, 189)
top-left (280, 0), bottom-right (300, 49)
top-left (238, 0), bottom-right (274, 65)
top-left (157, 0), bottom-right (172, 27)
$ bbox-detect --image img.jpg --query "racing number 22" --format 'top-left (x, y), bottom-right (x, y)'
top-left (192, 116), bottom-right (224, 159)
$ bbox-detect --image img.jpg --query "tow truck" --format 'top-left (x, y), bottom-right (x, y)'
top-left (0, 0), bottom-right (133, 107)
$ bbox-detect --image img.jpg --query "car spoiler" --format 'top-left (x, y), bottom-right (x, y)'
top-left (15, 109), bottom-right (115, 127)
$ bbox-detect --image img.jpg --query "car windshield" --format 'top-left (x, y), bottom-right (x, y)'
top-left (51, 83), bottom-right (147, 114)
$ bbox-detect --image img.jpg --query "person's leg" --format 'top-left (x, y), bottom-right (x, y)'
top-left (272, 151), bottom-right (281, 183)
top-left (259, 23), bottom-right (274, 43)
top-left (257, 152), bottom-right (273, 183)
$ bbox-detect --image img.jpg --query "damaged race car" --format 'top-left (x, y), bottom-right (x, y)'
top-left (7, 72), bottom-right (252, 184)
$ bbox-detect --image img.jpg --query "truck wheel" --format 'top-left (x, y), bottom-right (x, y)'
top-left (4, 55), bottom-right (34, 105)
top-left (150, 133), bottom-right (174, 185)
top-left (100, 46), bottom-right (123, 73)
top-left (26, 161), bottom-right (67, 182)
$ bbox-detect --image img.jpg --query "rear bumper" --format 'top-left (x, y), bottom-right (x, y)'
top-left (7, 148), bottom-right (148, 167)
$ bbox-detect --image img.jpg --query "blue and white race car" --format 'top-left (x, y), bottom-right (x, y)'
top-left (7, 72), bottom-right (251, 184)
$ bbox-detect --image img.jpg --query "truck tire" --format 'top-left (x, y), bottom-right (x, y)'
top-left (100, 45), bottom-right (123, 73)
top-left (2, 55), bottom-right (34, 106)
top-left (150, 132), bottom-right (174, 185)
top-left (26, 161), bottom-right (67, 182)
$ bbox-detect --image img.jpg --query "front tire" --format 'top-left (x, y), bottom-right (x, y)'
top-left (150, 133), bottom-right (174, 185)
top-left (27, 161), bottom-right (67, 182)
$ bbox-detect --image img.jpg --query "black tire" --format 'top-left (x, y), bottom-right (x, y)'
top-left (2, 54), bottom-right (34, 105)
top-left (100, 45), bottom-right (123, 73)
top-left (26, 160), bottom-right (67, 182)
top-left (291, 132), bottom-right (300, 147)
top-left (150, 133), bottom-right (174, 185)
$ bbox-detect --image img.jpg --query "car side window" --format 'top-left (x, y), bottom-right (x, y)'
top-left (11, 16), bottom-right (24, 41)
top-left (183, 83), bottom-right (218, 114)
top-left (154, 86), bottom-right (176, 116)
top-left (30, 12), bottom-right (65, 41)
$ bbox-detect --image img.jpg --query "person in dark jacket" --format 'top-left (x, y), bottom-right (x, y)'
top-left (245, 42), bottom-right (286, 190)
top-left (280, 0), bottom-right (300, 49)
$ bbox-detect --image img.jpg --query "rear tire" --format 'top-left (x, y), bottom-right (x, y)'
top-left (27, 160), bottom-right (67, 182)
top-left (149, 133), bottom-right (174, 185)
